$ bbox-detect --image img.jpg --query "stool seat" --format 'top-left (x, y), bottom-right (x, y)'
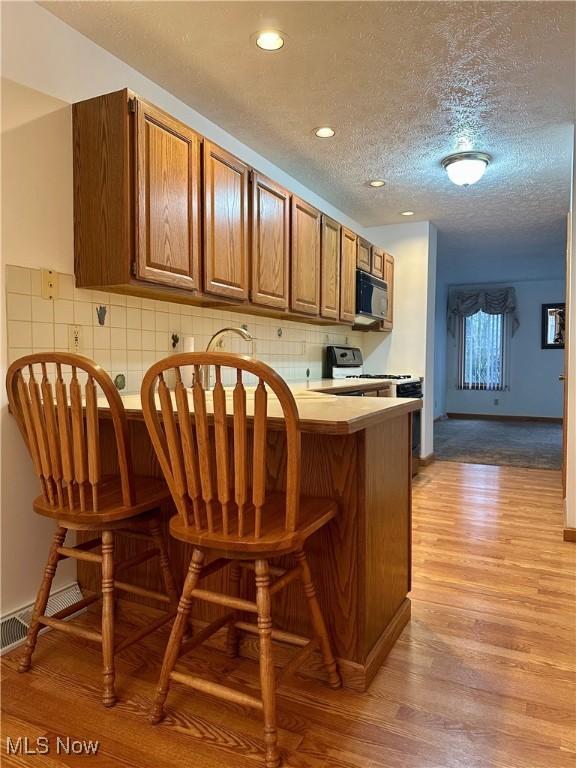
top-left (34, 475), bottom-right (171, 525)
top-left (169, 493), bottom-right (336, 556)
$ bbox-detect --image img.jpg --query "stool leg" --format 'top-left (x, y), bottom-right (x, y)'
top-left (149, 518), bottom-right (179, 608)
top-left (151, 548), bottom-right (205, 725)
top-left (19, 525), bottom-right (67, 673)
top-left (225, 561), bottom-right (241, 658)
top-left (295, 548), bottom-right (341, 689)
top-left (255, 559), bottom-right (280, 768)
top-left (101, 530), bottom-right (116, 707)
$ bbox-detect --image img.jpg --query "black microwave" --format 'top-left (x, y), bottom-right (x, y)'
top-left (355, 270), bottom-right (388, 327)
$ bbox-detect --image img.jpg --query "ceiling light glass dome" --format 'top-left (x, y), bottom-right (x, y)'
top-left (441, 152), bottom-right (491, 186)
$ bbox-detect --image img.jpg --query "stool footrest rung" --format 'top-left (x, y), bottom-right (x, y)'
top-left (179, 613), bottom-right (235, 658)
top-left (278, 639), bottom-right (320, 683)
top-left (57, 545), bottom-right (101, 564)
top-left (113, 580), bottom-right (171, 603)
top-left (115, 610), bottom-right (176, 653)
top-left (235, 621), bottom-right (310, 647)
top-left (38, 615), bottom-right (102, 643)
top-left (50, 593), bottom-right (101, 621)
top-left (270, 566), bottom-right (301, 595)
top-left (115, 548), bottom-right (159, 573)
top-left (190, 588), bottom-right (257, 614)
top-left (170, 670), bottom-right (263, 711)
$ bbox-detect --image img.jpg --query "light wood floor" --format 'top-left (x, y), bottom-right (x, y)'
top-left (2, 461), bottom-right (575, 767)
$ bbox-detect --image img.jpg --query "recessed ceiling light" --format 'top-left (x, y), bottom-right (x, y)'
top-left (368, 180), bottom-right (386, 188)
top-left (400, 210), bottom-right (415, 216)
top-left (314, 127), bottom-right (335, 138)
top-left (255, 30), bottom-right (285, 51)
top-left (441, 151), bottom-right (491, 186)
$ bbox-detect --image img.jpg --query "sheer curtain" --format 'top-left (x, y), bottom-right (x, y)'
top-left (458, 311), bottom-right (507, 391)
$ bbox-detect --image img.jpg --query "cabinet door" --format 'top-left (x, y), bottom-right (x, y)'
top-left (320, 215), bottom-right (341, 320)
top-left (340, 227), bottom-right (357, 324)
top-left (383, 252), bottom-right (394, 330)
top-left (135, 99), bottom-right (201, 290)
top-left (372, 246), bottom-right (385, 279)
top-left (204, 141), bottom-right (250, 300)
top-left (291, 197), bottom-right (321, 315)
top-left (357, 238), bottom-right (372, 272)
top-left (251, 174), bottom-right (290, 309)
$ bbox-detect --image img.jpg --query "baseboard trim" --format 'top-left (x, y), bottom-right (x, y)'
top-left (420, 453), bottom-right (435, 466)
top-left (446, 413), bottom-right (562, 424)
top-left (563, 527), bottom-right (576, 542)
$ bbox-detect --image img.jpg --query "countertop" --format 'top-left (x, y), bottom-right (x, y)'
top-left (105, 379), bottom-right (421, 436)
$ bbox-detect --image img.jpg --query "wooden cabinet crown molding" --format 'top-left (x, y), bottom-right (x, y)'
top-left (251, 173), bottom-right (290, 310)
top-left (203, 141), bottom-right (250, 300)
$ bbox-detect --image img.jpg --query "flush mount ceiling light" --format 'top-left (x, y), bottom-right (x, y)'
top-left (255, 30), bottom-right (285, 51)
top-left (441, 151), bottom-right (491, 186)
top-left (400, 210), bottom-right (414, 216)
top-left (314, 126), bottom-right (335, 138)
top-left (368, 179), bottom-right (386, 188)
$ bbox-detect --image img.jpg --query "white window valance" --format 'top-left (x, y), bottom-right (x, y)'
top-left (447, 287), bottom-right (520, 337)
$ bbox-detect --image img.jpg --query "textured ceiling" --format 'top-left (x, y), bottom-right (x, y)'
top-left (42, 1), bottom-right (575, 263)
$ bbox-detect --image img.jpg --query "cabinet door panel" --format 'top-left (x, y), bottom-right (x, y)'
top-left (136, 100), bottom-right (201, 289)
top-left (204, 142), bottom-right (249, 300)
top-left (383, 252), bottom-right (394, 330)
top-left (372, 246), bottom-right (385, 279)
top-left (357, 238), bottom-right (372, 272)
top-left (291, 197), bottom-right (321, 315)
top-left (340, 227), bottom-right (357, 324)
top-left (251, 174), bottom-right (290, 309)
top-left (321, 216), bottom-right (341, 320)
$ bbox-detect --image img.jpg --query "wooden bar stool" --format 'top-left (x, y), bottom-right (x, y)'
top-left (6, 353), bottom-right (179, 707)
top-left (141, 352), bottom-right (341, 768)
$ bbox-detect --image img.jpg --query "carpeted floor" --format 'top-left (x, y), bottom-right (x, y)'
top-left (434, 417), bottom-right (563, 469)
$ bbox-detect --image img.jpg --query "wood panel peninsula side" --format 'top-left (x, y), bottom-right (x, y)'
top-left (86, 380), bottom-right (420, 691)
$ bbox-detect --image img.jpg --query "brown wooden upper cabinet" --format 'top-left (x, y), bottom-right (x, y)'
top-left (203, 141), bottom-right (250, 300)
top-left (251, 173), bottom-right (290, 310)
top-left (135, 99), bottom-right (202, 291)
top-left (320, 216), bottom-right (341, 320)
top-left (382, 252), bottom-right (394, 330)
top-left (291, 197), bottom-right (321, 316)
top-left (372, 246), bottom-right (385, 280)
top-left (340, 227), bottom-right (357, 324)
top-left (357, 238), bottom-right (372, 272)
top-left (74, 89), bottom-right (203, 292)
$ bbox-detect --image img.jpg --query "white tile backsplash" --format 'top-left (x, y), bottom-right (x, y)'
top-left (5, 266), bottom-right (367, 391)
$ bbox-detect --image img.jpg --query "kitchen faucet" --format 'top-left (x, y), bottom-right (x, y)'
top-left (201, 326), bottom-right (254, 388)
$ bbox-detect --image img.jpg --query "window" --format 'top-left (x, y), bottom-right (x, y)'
top-left (458, 310), bottom-right (507, 391)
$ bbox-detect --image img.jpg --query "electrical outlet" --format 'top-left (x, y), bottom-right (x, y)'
top-left (41, 270), bottom-right (59, 300)
top-left (493, 398), bottom-right (499, 406)
top-left (68, 325), bottom-right (81, 352)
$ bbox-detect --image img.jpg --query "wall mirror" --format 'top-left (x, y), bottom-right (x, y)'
top-left (541, 303), bottom-right (565, 349)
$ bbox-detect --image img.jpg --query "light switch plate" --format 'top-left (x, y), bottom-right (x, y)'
top-left (41, 270), bottom-right (59, 300)
top-left (68, 325), bottom-right (81, 352)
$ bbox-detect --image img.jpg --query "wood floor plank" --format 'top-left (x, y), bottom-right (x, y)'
top-left (2, 461), bottom-right (574, 767)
